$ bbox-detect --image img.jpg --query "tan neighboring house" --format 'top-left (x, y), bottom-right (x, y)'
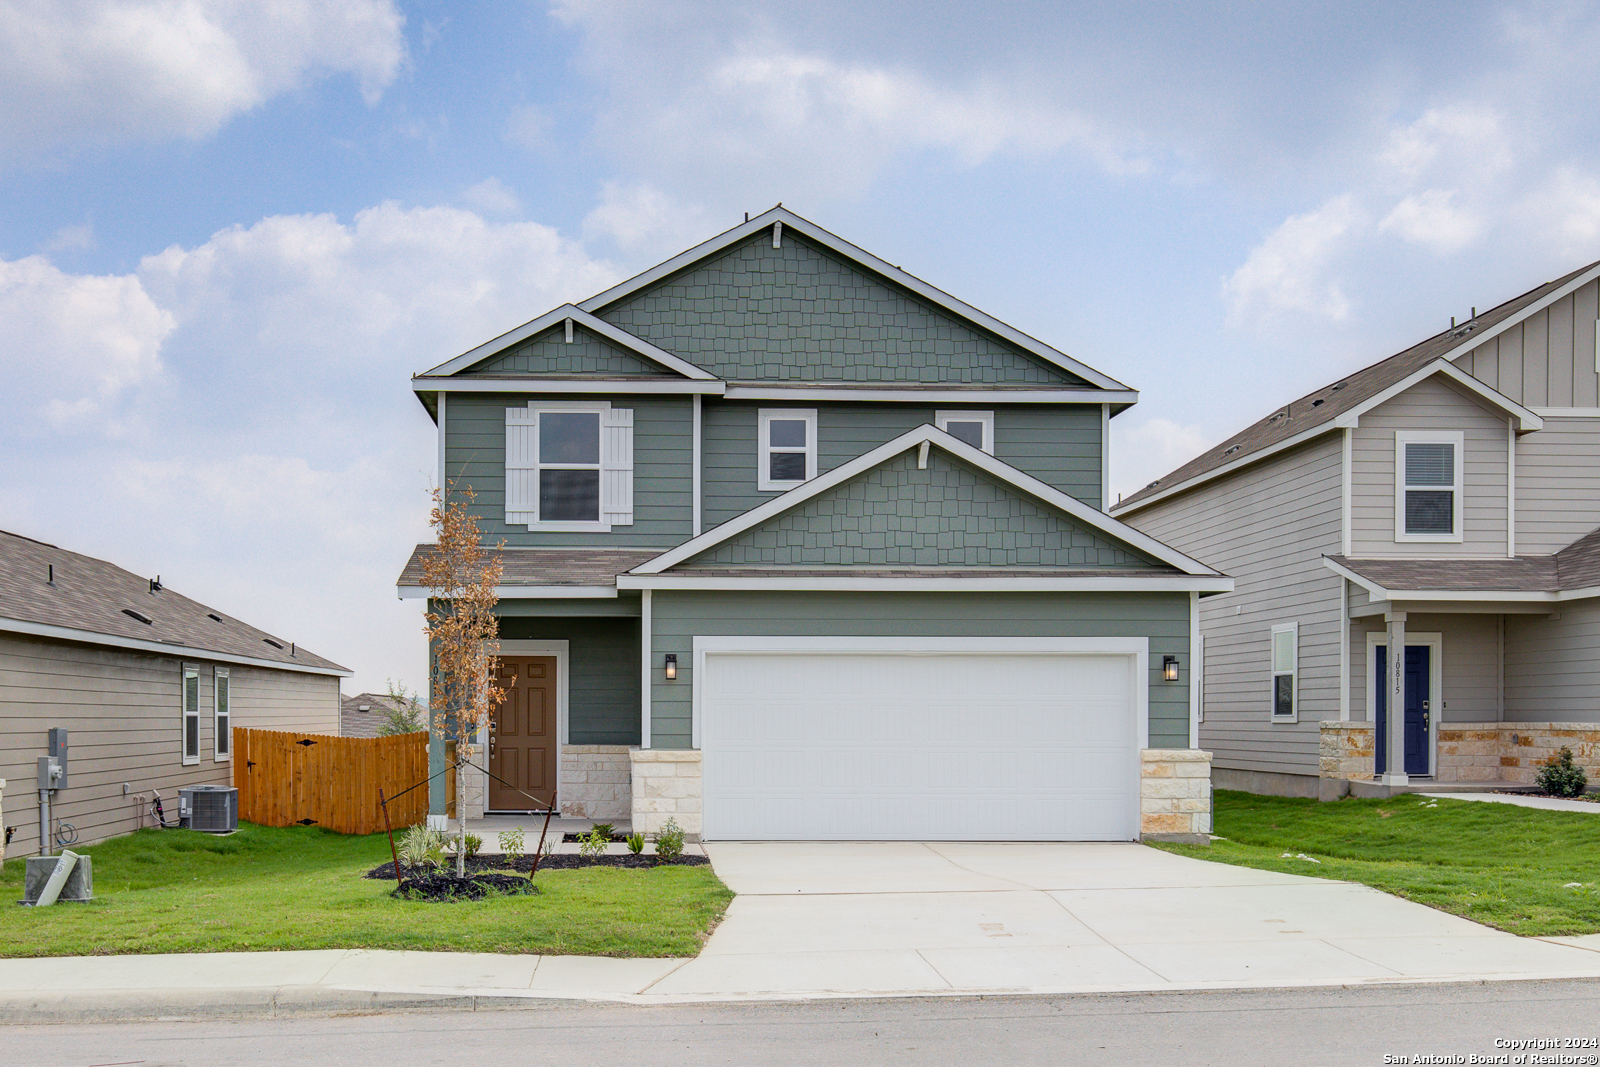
top-left (0, 530), bottom-right (348, 853)
top-left (1113, 260), bottom-right (1600, 797)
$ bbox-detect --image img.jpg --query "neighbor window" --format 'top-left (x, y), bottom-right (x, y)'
top-left (1270, 623), bottom-right (1297, 721)
top-left (183, 664), bottom-right (202, 764)
top-left (214, 667), bottom-right (231, 762)
top-left (758, 409), bottom-right (817, 491)
top-left (935, 410), bottom-right (994, 454)
top-left (1395, 431), bottom-right (1463, 542)
top-left (504, 402), bottom-right (634, 530)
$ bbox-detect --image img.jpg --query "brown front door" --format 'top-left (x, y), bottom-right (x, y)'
top-left (490, 656), bottom-right (557, 811)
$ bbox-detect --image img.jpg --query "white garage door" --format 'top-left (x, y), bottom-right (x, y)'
top-left (697, 639), bottom-right (1144, 841)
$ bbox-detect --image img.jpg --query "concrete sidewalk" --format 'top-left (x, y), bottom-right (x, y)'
top-left (3, 842), bottom-right (1599, 1020)
top-left (1428, 792), bottom-right (1600, 814)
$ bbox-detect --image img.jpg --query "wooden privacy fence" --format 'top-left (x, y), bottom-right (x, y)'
top-left (234, 728), bottom-right (430, 835)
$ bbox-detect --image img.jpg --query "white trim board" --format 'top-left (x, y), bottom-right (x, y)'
top-left (577, 207), bottom-right (1134, 394)
top-left (689, 635), bottom-right (1152, 753)
top-left (1437, 261), bottom-right (1600, 367)
top-left (0, 616), bottom-right (351, 677)
top-left (722, 386), bottom-right (1138, 405)
top-left (618, 574), bottom-right (1233, 592)
top-left (414, 378), bottom-right (726, 396)
top-left (1365, 630), bottom-right (1443, 778)
top-left (629, 423), bottom-right (1225, 578)
top-left (397, 585), bottom-right (619, 600)
top-left (421, 304), bottom-right (720, 380)
top-left (1321, 556), bottom-right (1600, 604)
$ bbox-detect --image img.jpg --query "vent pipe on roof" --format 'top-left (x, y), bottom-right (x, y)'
top-left (149, 576), bottom-right (162, 593)
top-left (46, 564), bottom-right (53, 584)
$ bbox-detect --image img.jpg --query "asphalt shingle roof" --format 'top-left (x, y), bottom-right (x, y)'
top-left (1114, 260), bottom-right (1600, 513)
top-left (396, 546), bottom-right (660, 588)
top-left (1330, 526), bottom-right (1600, 594)
top-left (0, 529), bottom-right (347, 672)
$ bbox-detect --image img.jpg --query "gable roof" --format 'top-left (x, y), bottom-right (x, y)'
top-left (623, 424), bottom-right (1227, 591)
top-left (0, 530), bottom-right (349, 675)
top-left (580, 206), bottom-right (1133, 394)
top-left (1112, 259), bottom-right (1599, 516)
top-left (419, 303), bottom-right (720, 381)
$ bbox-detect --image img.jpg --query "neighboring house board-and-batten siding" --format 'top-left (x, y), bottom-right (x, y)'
top-left (0, 530), bottom-right (348, 853)
top-left (1114, 261), bottom-right (1600, 796)
top-left (400, 207), bottom-right (1229, 842)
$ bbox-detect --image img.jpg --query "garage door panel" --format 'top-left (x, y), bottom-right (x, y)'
top-left (700, 647), bottom-right (1142, 841)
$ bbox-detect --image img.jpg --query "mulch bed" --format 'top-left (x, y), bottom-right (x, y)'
top-left (392, 872), bottom-right (540, 902)
top-left (366, 853), bottom-right (709, 881)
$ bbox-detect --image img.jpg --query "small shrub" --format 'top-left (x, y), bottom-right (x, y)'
top-left (655, 818), bottom-right (685, 862)
top-left (498, 827), bottom-right (525, 862)
top-left (579, 826), bottom-right (609, 858)
top-left (1537, 746), bottom-right (1590, 798)
top-left (541, 835), bottom-right (556, 859)
top-left (625, 831), bottom-right (645, 855)
top-left (590, 823), bottom-right (616, 840)
top-left (397, 825), bottom-right (444, 871)
top-left (462, 833), bottom-right (483, 859)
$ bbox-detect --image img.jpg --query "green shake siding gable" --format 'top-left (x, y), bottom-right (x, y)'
top-left (647, 591), bottom-right (1193, 751)
top-left (443, 392), bottom-right (693, 548)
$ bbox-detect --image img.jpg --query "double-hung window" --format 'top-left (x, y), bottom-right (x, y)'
top-left (935, 410), bottom-right (994, 454)
top-left (1394, 431), bottom-right (1463, 542)
top-left (1270, 623), bottom-right (1297, 722)
top-left (182, 664), bottom-right (202, 764)
top-left (758, 409), bottom-right (817, 491)
top-left (214, 667), bottom-right (231, 762)
top-left (505, 402), bottom-right (633, 530)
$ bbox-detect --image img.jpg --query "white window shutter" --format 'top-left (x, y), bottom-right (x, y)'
top-left (601, 407), bottom-right (634, 525)
top-left (505, 407), bottom-right (537, 526)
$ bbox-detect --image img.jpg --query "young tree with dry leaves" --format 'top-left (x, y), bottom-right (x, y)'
top-left (423, 482), bottom-right (505, 877)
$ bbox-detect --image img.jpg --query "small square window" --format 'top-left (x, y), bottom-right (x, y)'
top-left (1395, 432), bottom-right (1463, 542)
top-left (935, 411), bottom-right (994, 454)
top-left (758, 409), bottom-right (816, 491)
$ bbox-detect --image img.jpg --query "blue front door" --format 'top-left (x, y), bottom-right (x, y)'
top-left (1374, 645), bottom-right (1431, 776)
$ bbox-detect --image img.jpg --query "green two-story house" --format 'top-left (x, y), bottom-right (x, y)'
top-left (398, 207), bottom-right (1230, 843)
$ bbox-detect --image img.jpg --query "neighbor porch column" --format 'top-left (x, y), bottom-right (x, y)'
top-left (1383, 609), bottom-right (1408, 786)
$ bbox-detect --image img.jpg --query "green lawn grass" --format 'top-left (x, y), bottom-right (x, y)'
top-left (1152, 790), bottom-right (1600, 937)
top-left (0, 823), bottom-right (733, 958)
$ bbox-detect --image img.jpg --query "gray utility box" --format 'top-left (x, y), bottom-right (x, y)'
top-left (22, 855), bottom-right (94, 904)
top-left (179, 784), bottom-right (239, 833)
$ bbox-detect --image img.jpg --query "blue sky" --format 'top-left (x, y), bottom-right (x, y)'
top-left (5, 1), bottom-right (1600, 695)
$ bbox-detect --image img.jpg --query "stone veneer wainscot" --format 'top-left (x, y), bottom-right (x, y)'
top-left (1139, 748), bottom-right (1213, 844)
top-left (1318, 720), bottom-right (1600, 786)
top-left (629, 748), bottom-right (702, 840)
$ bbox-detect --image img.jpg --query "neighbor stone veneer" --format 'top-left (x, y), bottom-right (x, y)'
top-left (629, 747), bottom-right (702, 839)
top-left (1318, 720), bottom-right (1600, 784)
top-left (560, 745), bottom-right (632, 820)
top-left (1140, 748), bottom-right (1213, 843)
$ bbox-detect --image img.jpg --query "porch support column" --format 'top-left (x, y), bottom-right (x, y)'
top-left (640, 589), bottom-right (652, 749)
top-left (1383, 609), bottom-right (1408, 786)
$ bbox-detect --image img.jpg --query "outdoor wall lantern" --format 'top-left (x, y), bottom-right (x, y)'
top-left (1162, 655), bottom-right (1180, 682)
top-left (664, 653), bottom-right (677, 680)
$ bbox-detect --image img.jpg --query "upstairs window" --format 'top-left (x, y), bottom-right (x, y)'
top-left (759, 409), bottom-right (817, 491)
top-left (1395, 431), bottom-right (1463, 542)
top-left (505, 402), bottom-right (633, 530)
top-left (936, 410), bottom-right (995, 454)
top-left (1270, 623), bottom-right (1297, 722)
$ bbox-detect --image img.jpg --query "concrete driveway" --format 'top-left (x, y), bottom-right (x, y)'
top-left (646, 841), bottom-right (1600, 997)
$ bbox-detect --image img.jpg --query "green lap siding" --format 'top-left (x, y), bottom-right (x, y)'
top-left (443, 391), bottom-right (692, 547)
top-left (497, 615), bottom-right (641, 744)
top-left (647, 591), bottom-right (1192, 750)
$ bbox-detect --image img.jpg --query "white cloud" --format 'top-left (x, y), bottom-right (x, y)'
top-left (1379, 189), bottom-right (1483, 253)
top-left (1224, 195), bottom-right (1362, 328)
top-left (462, 177), bottom-right (522, 216)
top-left (0, 254), bottom-right (174, 425)
top-left (582, 181), bottom-right (712, 255)
top-left (1110, 416), bottom-right (1217, 504)
top-left (1380, 105), bottom-right (1510, 182)
top-left (0, 0), bottom-right (407, 157)
top-left (44, 223), bottom-right (96, 253)
top-left (1518, 168), bottom-right (1600, 256)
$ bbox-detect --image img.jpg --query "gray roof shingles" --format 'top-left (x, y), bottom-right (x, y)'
top-left (1331, 526), bottom-right (1600, 594)
top-left (396, 546), bottom-right (661, 588)
top-left (0, 530), bottom-right (347, 672)
top-left (1115, 260), bottom-right (1599, 513)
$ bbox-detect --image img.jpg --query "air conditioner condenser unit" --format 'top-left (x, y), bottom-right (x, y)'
top-left (178, 785), bottom-right (239, 834)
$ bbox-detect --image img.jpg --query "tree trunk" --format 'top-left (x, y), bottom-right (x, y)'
top-left (455, 737), bottom-right (468, 877)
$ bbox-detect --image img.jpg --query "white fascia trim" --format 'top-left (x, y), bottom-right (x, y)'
top-left (618, 574), bottom-right (1234, 592)
top-left (1319, 555), bottom-right (1600, 603)
top-left (1321, 557), bottom-right (1393, 601)
top-left (1439, 262), bottom-right (1600, 366)
top-left (1112, 420), bottom-right (1338, 517)
top-left (421, 304), bottom-right (719, 380)
top-left (0, 616), bottom-right (352, 677)
top-left (577, 207), bottom-right (1133, 392)
top-left (413, 378), bottom-right (725, 396)
top-left (723, 386), bottom-right (1139, 405)
top-left (630, 423), bottom-right (1223, 576)
top-left (1113, 360), bottom-right (1542, 519)
top-left (1332, 360), bottom-right (1542, 432)
top-left (1531, 407), bottom-right (1600, 417)
top-left (397, 585), bottom-right (618, 600)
